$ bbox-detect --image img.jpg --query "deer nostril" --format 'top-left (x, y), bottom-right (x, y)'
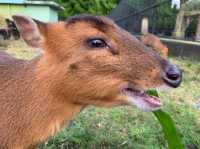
top-left (166, 69), bottom-right (180, 80)
top-left (163, 64), bottom-right (182, 88)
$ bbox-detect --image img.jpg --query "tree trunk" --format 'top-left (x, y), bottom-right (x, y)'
top-left (173, 10), bottom-right (186, 39)
top-left (195, 15), bottom-right (200, 41)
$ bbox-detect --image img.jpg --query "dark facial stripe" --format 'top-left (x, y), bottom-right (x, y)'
top-left (66, 14), bottom-right (108, 32)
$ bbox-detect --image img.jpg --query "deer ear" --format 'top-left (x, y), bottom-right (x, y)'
top-left (12, 15), bottom-right (47, 48)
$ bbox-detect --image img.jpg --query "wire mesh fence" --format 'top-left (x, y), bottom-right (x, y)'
top-left (109, 0), bottom-right (197, 40)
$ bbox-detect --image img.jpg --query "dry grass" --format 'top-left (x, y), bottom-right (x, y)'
top-left (0, 15), bottom-right (6, 27)
top-left (1, 39), bottom-right (39, 59)
top-left (6, 39), bottom-right (39, 59)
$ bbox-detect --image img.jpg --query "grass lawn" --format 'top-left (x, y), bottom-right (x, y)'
top-left (1, 40), bottom-right (200, 149)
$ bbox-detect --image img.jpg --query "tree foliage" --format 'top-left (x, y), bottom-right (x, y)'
top-left (55, 0), bottom-right (117, 20)
top-left (184, 0), bottom-right (200, 11)
top-left (156, 1), bottom-right (178, 30)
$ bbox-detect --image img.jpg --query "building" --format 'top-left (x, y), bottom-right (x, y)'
top-left (0, 0), bottom-right (64, 22)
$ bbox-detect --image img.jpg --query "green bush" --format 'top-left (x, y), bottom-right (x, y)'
top-left (156, 1), bottom-right (178, 30)
top-left (56, 0), bottom-right (118, 20)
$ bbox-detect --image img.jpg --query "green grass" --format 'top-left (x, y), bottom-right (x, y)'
top-left (2, 41), bottom-right (200, 149)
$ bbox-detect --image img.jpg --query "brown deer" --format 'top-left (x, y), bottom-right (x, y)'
top-left (141, 33), bottom-right (169, 58)
top-left (0, 15), bottom-right (182, 149)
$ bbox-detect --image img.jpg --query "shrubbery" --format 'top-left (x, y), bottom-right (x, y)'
top-left (56, 0), bottom-right (118, 20)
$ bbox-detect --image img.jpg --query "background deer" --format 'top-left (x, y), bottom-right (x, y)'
top-left (141, 33), bottom-right (169, 58)
top-left (0, 19), bottom-right (20, 40)
top-left (0, 15), bottom-right (182, 149)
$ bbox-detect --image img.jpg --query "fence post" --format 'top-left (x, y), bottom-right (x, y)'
top-left (141, 17), bottom-right (149, 35)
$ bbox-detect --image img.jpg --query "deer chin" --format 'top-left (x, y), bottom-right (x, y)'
top-left (121, 87), bottom-right (163, 112)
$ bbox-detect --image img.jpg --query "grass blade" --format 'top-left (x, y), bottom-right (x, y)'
top-left (146, 90), bottom-right (184, 149)
top-left (153, 110), bottom-right (184, 149)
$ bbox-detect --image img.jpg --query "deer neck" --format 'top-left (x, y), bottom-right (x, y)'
top-left (15, 56), bottom-right (84, 137)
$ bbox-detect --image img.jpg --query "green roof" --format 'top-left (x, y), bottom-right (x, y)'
top-left (0, 0), bottom-right (64, 11)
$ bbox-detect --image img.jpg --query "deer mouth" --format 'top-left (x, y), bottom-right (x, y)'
top-left (121, 87), bottom-right (163, 112)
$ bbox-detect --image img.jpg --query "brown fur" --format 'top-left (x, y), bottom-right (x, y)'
top-left (0, 15), bottom-right (171, 148)
top-left (141, 33), bottom-right (169, 58)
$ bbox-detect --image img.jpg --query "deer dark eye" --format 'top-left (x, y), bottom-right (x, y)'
top-left (87, 38), bottom-right (107, 48)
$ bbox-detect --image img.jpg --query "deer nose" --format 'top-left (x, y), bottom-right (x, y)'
top-left (163, 64), bottom-right (182, 88)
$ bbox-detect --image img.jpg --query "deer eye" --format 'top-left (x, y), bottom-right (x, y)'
top-left (87, 38), bottom-right (107, 48)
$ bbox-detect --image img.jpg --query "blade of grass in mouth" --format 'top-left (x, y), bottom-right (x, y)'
top-left (146, 89), bottom-right (184, 149)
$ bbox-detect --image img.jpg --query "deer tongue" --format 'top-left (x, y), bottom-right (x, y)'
top-left (141, 94), bottom-right (163, 107)
top-left (122, 88), bottom-right (163, 111)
